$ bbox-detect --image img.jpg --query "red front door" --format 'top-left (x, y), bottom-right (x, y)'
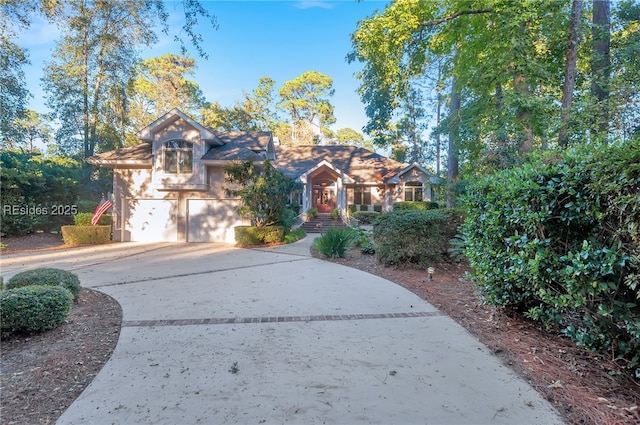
top-left (313, 188), bottom-right (334, 213)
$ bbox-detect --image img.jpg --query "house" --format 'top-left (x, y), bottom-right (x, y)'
top-left (88, 109), bottom-right (438, 243)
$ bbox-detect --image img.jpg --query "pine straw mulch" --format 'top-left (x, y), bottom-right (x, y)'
top-left (0, 289), bottom-right (122, 425)
top-left (324, 247), bottom-right (640, 425)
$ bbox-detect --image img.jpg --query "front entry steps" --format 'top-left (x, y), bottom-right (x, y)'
top-left (299, 213), bottom-right (348, 233)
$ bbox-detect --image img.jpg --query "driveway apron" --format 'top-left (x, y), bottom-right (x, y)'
top-left (2, 238), bottom-right (564, 424)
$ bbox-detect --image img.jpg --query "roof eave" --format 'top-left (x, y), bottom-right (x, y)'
top-left (86, 158), bottom-right (152, 169)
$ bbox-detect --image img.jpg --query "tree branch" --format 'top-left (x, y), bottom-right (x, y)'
top-left (420, 8), bottom-right (493, 27)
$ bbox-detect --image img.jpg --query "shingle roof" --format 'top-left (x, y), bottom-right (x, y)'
top-left (87, 137), bottom-right (408, 184)
top-left (201, 132), bottom-right (272, 161)
top-left (273, 145), bottom-right (408, 183)
top-left (87, 143), bottom-right (152, 166)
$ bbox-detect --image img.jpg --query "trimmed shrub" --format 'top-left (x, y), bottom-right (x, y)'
top-left (463, 139), bottom-right (640, 371)
top-left (61, 225), bottom-right (111, 245)
top-left (284, 229), bottom-right (306, 244)
top-left (73, 212), bottom-right (112, 226)
top-left (373, 209), bottom-right (464, 266)
top-left (373, 204), bottom-right (383, 213)
top-left (347, 204), bottom-right (357, 215)
top-left (279, 208), bottom-right (297, 232)
top-left (352, 211), bottom-right (380, 224)
top-left (393, 201), bottom-right (439, 211)
top-left (7, 268), bottom-right (81, 300)
top-left (235, 226), bottom-right (285, 245)
top-left (312, 227), bottom-right (357, 258)
top-left (1, 285), bottom-right (73, 335)
top-left (358, 204), bottom-right (369, 211)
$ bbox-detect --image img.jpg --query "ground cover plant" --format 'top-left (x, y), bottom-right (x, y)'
top-left (463, 139), bottom-right (640, 376)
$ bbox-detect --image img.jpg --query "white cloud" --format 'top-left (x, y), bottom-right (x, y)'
top-left (294, 1), bottom-right (335, 10)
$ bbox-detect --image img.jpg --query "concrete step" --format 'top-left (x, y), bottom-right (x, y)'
top-left (300, 215), bottom-right (347, 233)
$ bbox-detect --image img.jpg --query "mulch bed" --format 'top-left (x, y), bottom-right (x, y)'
top-left (1, 289), bottom-right (122, 425)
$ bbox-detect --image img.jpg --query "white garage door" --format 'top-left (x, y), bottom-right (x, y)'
top-left (187, 199), bottom-right (241, 243)
top-left (126, 199), bottom-right (178, 242)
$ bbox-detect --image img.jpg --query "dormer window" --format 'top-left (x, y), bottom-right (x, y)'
top-left (164, 140), bottom-right (193, 174)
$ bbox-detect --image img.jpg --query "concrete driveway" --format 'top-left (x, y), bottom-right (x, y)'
top-left (1, 238), bottom-right (564, 425)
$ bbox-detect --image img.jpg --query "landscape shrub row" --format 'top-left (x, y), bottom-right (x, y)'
top-left (61, 225), bottom-right (111, 245)
top-left (347, 204), bottom-right (383, 214)
top-left (373, 209), bottom-right (463, 266)
top-left (235, 225), bottom-right (285, 245)
top-left (462, 139), bottom-right (640, 371)
top-left (73, 212), bottom-right (112, 226)
top-left (1, 268), bottom-right (81, 336)
top-left (393, 201), bottom-right (440, 211)
top-left (351, 211), bottom-right (379, 224)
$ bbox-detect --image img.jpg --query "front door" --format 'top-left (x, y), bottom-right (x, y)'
top-left (313, 188), bottom-right (334, 213)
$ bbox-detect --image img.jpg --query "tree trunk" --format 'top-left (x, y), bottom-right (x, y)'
top-left (436, 91), bottom-right (442, 176)
top-left (514, 74), bottom-right (534, 152)
top-left (435, 64), bottom-right (443, 176)
top-left (558, 0), bottom-right (584, 147)
top-left (446, 74), bottom-right (460, 208)
top-left (591, 0), bottom-right (611, 139)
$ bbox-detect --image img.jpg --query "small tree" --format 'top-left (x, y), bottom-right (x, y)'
top-left (224, 159), bottom-right (300, 227)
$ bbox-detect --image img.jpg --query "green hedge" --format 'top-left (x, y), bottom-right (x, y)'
top-left (373, 209), bottom-right (463, 266)
top-left (347, 204), bottom-right (357, 215)
top-left (393, 201), bottom-right (440, 211)
top-left (73, 212), bottom-right (112, 226)
top-left (1, 285), bottom-right (73, 335)
top-left (6, 267), bottom-right (81, 300)
top-left (351, 211), bottom-right (380, 224)
top-left (61, 225), bottom-right (111, 245)
top-left (235, 226), bottom-right (285, 245)
top-left (463, 139), bottom-right (640, 371)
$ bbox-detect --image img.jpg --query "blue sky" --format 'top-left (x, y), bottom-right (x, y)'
top-left (20, 0), bottom-right (389, 135)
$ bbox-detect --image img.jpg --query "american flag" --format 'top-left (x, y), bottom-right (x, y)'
top-left (91, 198), bottom-right (112, 226)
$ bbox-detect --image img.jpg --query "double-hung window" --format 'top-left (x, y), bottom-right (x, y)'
top-left (164, 140), bottom-right (193, 174)
top-left (354, 187), bottom-right (372, 205)
top-left (404, 182), bottom-right (423, 202)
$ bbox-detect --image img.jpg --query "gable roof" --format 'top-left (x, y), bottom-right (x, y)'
top-left (273, 145), bottom-right (408, 183)
top-left (201, 131), bottom-right (273, 162)
top-left (386, 163), bottom-right (438, 184)
top-left (137, 108), bottom-right (222, 145)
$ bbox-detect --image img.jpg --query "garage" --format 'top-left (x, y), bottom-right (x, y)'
top-left (124, 199), bottom-right (178, 242)
top-left (187, 199), bottom-right (243, 243)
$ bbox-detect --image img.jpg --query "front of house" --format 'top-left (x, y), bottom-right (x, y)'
top-left (88, 109), bottom-right (438, 243)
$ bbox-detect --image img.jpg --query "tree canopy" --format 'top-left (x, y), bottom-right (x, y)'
top-left (349, 0), bottom-right (640, 180)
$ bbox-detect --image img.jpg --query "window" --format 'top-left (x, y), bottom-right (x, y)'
top-left (404, 182), bottom-right (423, 202)
top-left (164, 140), bottom-right (193, 174)
top-left (354, 186), bottom-right (372, 205)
